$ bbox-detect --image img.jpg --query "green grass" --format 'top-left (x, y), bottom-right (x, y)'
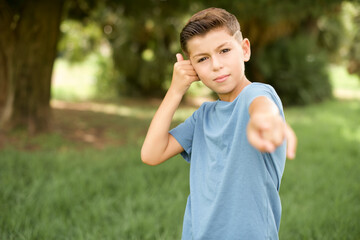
top-left (329, 64), bottom-right (360, 90)
top-left (0, 145), bottom-right (189, 239)
top-left (1, 99), bottom-right (359, 239)
top-left (280, 100), bottom-right (360, 239)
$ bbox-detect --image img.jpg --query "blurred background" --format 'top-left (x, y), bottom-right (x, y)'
top-left (1, 0), bottom-right (360, 239)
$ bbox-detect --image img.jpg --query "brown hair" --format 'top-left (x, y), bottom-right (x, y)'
top-left (180, 7), bottom-right (242, 55)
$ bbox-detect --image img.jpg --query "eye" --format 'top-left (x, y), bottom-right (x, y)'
top-left (220, 48), bottom-right (231, 54)
top-left (197, 57), bottom-right (208, 63)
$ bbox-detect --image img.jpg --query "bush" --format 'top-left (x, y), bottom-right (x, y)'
top-left (254, 34), bottom-right (333, 105)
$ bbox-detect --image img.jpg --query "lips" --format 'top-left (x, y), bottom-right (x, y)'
top-left (214, 74), bottom-right (230, 83)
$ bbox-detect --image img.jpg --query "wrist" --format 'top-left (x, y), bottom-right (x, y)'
top-left (167, 86), bottom-right (186, 100)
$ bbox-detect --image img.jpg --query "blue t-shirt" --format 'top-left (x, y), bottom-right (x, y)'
top-left (170, 83), bottom-right (286, 240)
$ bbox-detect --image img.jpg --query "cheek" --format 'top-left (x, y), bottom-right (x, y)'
top-left (193, 67), bottom-right (212, 88)
top-left (193, 65), bottom-right (209, 81)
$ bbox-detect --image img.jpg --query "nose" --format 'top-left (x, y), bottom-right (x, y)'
top-left (211, 56), bottom-right (223, 71)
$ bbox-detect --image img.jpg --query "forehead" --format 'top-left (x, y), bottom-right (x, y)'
top-left (187, 28), bottom-right (236, 56)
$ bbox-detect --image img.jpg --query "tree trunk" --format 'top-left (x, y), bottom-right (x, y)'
top-left (0, 0), bottom-right (64, 133)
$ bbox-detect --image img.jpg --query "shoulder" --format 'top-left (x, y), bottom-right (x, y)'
top-left (243, 82), bottom-right (277, 96)
top-left (197, 100), bottom-right (217, 112)
top-left (242, 82), bottom-right (283, 112)
top-left (184, 101), bottom-right (211, 123)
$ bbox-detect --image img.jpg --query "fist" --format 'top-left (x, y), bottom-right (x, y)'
top-left (170, 53), bottom-right (199, 95)
top-left (247, 113), bottom-right (297, 159)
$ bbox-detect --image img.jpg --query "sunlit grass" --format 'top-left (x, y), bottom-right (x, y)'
top-left (329, 64), bottom-right (360, 100)
top-left (280, 100), bottom-right (360, 239)
top-left (51, 100), bottom-right (197, 122)
top-left (329, 64), bottom-right (360, 90)
top-left (52, 56), bottom-right (98, 101)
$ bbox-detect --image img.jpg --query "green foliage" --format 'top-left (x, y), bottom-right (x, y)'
top-left (98, 3), bottom-right (184, 97)
top-left (346, 2), bottom-right (360, 76)
top-left (56, 0), bottom-right (360, 102)
top-left (1, 100), bottom-right (360, 239)
top-left (318, 1), bottom-right (360, 69)
top-left (58, 20), bottom-right (103, 63)
top-left (255, 34), bottom-right (333, 105)
top-left (318, 12), bottom-right (348, 63)
top-left (347, 28), bottom-right (360, 75)
top-left (93, 52), bottom-right (118, 100)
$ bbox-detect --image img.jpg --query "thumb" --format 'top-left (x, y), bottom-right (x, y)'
top-left (284, 123), bottom-right (297, 159)
top-left (176, 53), bottom-right (184, 62)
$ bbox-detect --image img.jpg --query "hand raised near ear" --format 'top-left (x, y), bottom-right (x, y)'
top-left (170, 53), bottom-right (199, 96)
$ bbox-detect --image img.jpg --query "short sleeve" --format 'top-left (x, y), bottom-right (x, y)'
top-left (244, 83), bottom-right (287, 187)
top-left (169, 106), bottom-right (202, 162)
top-left (244, 83), bottom-right (285, 119)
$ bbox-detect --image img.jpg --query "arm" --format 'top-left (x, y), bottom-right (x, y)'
top-left (247, 96), bottom-right (297, 159)
top-left (141, 54), bottom-right (199, 165)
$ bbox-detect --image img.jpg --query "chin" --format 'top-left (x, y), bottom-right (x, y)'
top-left (214, 86), bottom-right (235, 95)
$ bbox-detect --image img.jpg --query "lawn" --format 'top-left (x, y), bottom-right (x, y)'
top-left (1, 98), bottom-right (359, 239)
top-left (280, 100), bottom-right (360, 239)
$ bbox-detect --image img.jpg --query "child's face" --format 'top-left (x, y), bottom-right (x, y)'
top-left (187, 28), bottom-right (251, 101)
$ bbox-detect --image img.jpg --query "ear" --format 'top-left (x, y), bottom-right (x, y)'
top-left (189, 59), bottom-right (200, 80)
top-left (242, 38), bottom-right (251, 62)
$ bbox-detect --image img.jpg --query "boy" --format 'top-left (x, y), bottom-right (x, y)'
top-left (141, 7), bottom-right (297, 240)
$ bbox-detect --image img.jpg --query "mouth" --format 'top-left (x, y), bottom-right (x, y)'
top-left (214, 74), bottom-right (230, 83)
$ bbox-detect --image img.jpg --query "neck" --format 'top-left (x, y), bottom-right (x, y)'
top-left (218, 78), bottom-right (251, 102)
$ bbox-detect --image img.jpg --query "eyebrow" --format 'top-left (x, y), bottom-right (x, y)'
top-left (191, 41), bottom-right (232, 59)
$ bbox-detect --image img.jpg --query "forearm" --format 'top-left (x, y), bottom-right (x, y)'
top-left (141, 88), bottom-right (183, 165)
top-left (249, 96), bottom-right (279, 117)
top-left (247, 96), bottom-right (297, 159)
top-left (142, 53), bottom-right (199, 165)
top-left (247, 96), bottom-right (284, 153)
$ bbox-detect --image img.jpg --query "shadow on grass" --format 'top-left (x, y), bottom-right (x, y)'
top-left (0, 99), bottom-right (197, 151)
